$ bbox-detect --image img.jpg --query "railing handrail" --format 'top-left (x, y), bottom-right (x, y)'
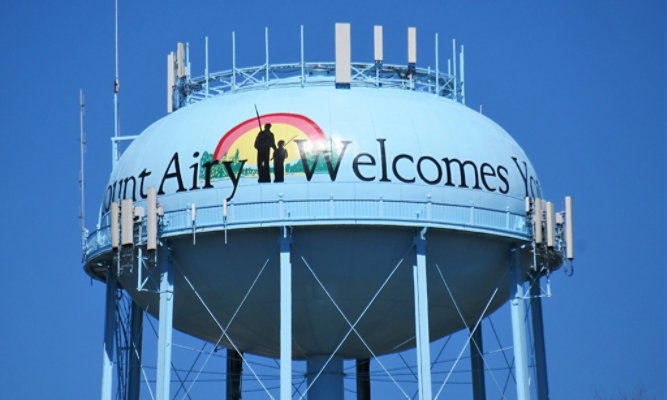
top-left (85, 198), bottom-right (528, 260)
top-left (175, 61), bottom-right (463, 109)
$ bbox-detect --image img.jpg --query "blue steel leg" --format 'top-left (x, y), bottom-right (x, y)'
top-left (509, 249), bottom-right (530, 400)
top-left (101, 271), bottom-right (118, 400)
top-left (530, 278), bottom-right (550, 400)
top-left (470, 325), bottom-right (486, 400)
top-left (413, 231), bottom-right (432, 400)
top-left (128, 301), bottom-right (143, 400)
top-left (156, 245), bottom-right (174, 400)
top-left (226, 349), bottom-right (243, 400)
top-left (306, 355), bottom-right (344, 399)
top-left (356, 358), bottom-right (371, 400)
top-left (280, 230), bottom-right (293, 400)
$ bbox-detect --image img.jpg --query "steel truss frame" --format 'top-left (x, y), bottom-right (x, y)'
top-left (99, 229), bottom-right (552, 400)
top-left (101, 274), bottom-right (150, 400)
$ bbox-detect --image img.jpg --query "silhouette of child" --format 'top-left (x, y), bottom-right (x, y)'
top-left (273, 140), bottom-right (288, 182)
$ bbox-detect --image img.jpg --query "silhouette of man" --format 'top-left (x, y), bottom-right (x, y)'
top-left (273, 140), bottom-right (288, 182)
top-left (254, 123), bottom-right (276, 183)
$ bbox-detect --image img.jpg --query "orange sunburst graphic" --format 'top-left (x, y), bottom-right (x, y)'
top-left (209, 113), bottom-right (328, 181)
top-left (214, 113), bottom-right (326, 161)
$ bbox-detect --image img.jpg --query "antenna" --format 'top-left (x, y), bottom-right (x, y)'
top-left (79, 89), bottom-right (87, 251)
top-left (111, 202), bottom-right (120, 250)
top-left (186, 42), bottom-right (191, 78)
top-left (565, 196), bottom-right (574, 260)
top-left (407, 27), bottom-right (417, 88)
top-left (177, 43), bottom-right (186, 78)
top-left (374, 25), bottom-right (382, 86)
top-left (452, 39), bottom-right (457, 101)
top-left (407, 27), bottom-right (417, 65)
top-left (300, 25), bottom-right (305, 87)
top-left (167, 52), bottom-right (175, 113)
top-left (546, 201), bottom-right (555, 248)
top-left (121, 199), bottom-right (134, 246)
top-left (232, 31), bottom-right (237, 90)
top-left (374, 25), bottom-right (383, 64)
top-left (434, 33), bottom-right (439, 95)
top-left (265, 27), bottom-right (269, 87)
top-left (112, 0), bottom-right (120, 168)
top-left (146, 187), bottom-right (157, 251)
top-left (205, 36), bottom-right (209, 97)
top-left (534, 198), bottom-right (543, 244)
top-left (335, 23), bottom-right (351, 88)
top-left (459, 45), bottom-right (465, 104)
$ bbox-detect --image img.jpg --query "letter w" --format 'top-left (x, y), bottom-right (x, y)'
top-left (295, 140), bottom-right (320, 181)
top-left (296, 140), bottom-right (352, 182)
top-left (323, 140), bottom-right (351, 181)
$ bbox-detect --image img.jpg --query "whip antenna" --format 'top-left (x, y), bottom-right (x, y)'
top-left (112, 0), bottom-right (120, 167)
top-left (79, 89), bottom-right (87, 253)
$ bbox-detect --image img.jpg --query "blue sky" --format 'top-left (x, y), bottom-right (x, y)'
top-left (0, 1), bottom-right (664, 399)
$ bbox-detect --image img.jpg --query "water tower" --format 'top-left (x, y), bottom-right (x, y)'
top-left (83, 23), bottom-right (574, 400)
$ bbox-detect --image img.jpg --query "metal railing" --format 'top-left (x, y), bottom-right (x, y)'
top-left (85, 198), bottom-right (528, 259)
top-left (174, 62), bottom-right (462, 110)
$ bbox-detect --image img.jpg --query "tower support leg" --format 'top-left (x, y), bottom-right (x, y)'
top-left (101, 271), bottom-right (118, 400)
top-left (156, 245), bottom-right (174, 400)
top-left (413, 231), bottom-right (432, 400)
top-left (226, 349), bottom-right (243, 400)
top-left (356, 358), bottom-right (370, 400)
top-left (280, 230), bottom-right (293, 400)
top-left (306, 355), bottom-right (344, 399)
top-left (530, 278), bottom-right (550, 400)
top-left (509, 249), bottom-right (530, 400)
top-left (128, 301), bottom-right (143, 400)
top-left (470, 325), bottom-right (486, 400)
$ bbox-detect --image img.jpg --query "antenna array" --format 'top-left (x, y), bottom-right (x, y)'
top-left (166, 25), bottom-right (466, 113)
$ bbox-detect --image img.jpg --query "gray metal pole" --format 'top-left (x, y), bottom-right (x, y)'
top-left (530, 278), bottom-right (550, 400)
top-left (356, 358), bottom-right (370, 400)
top-left (100, 271), bottom-right (118, 400)
top-left (128, 301), bottom-right (143, 400)
top-left (156, 245), bottom-right (174, 400)
top-left (226, 349), bottom-right (243, 400)
top-left (509, 248), bottom-right (530, 400)
top-left (470, 325), bottom-right (486, 400)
